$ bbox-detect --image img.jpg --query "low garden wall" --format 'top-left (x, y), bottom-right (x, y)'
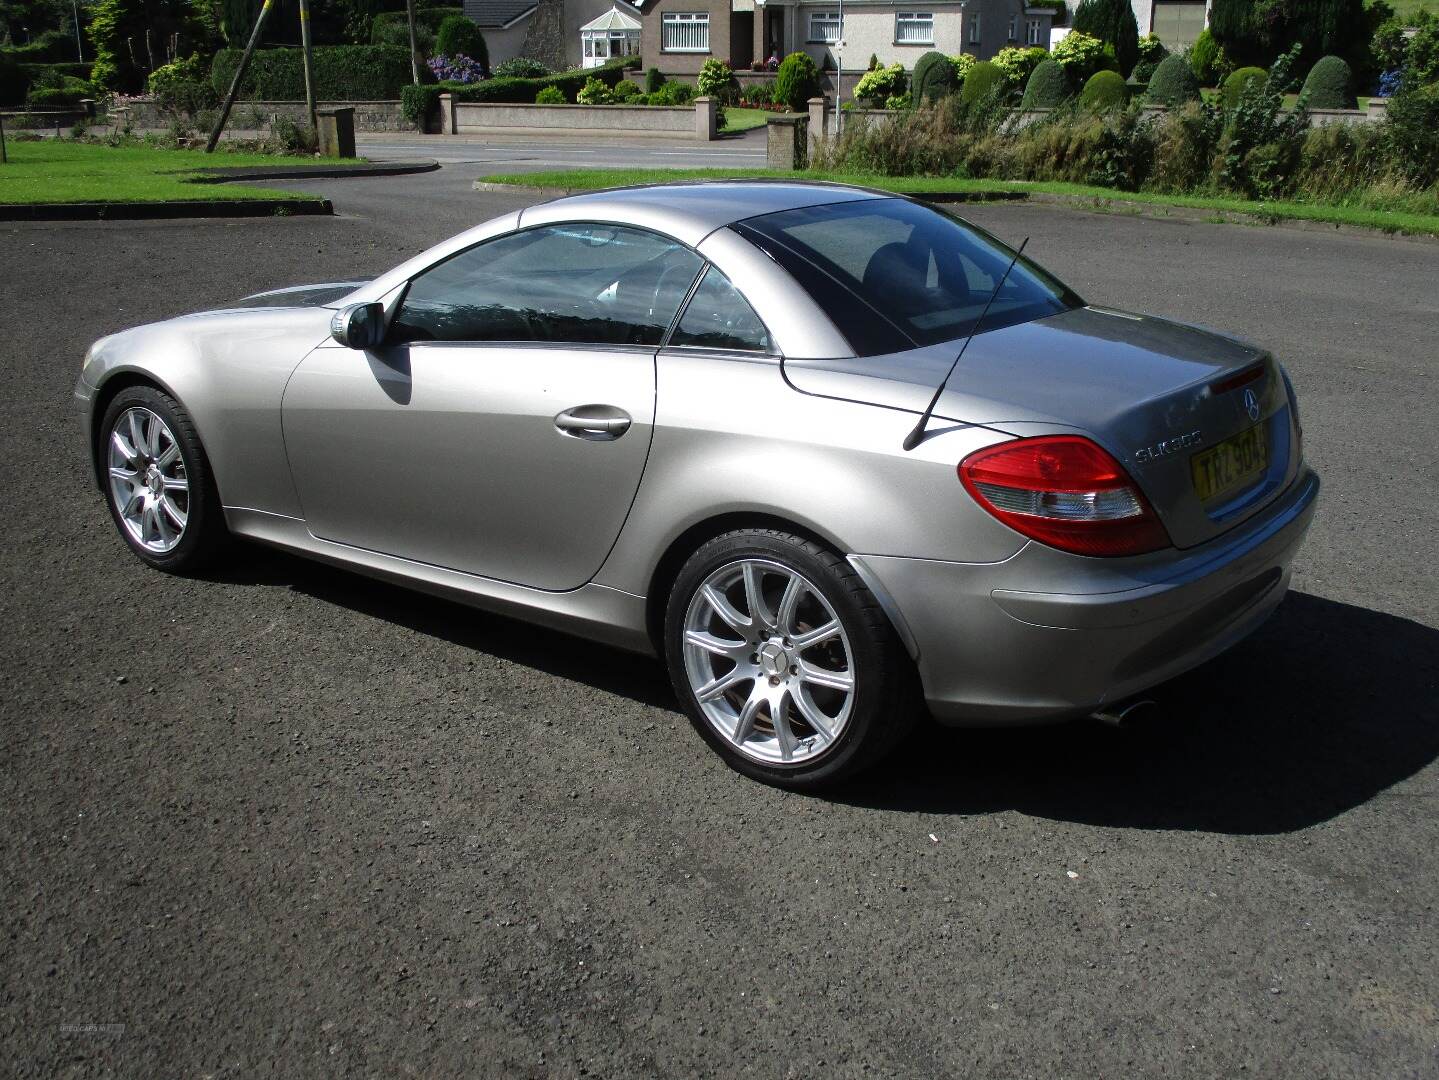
top-left (113, 98), bottom-right (411, 132)
top-left (442, 95), bottom-right (718, 140)
top-left (804, 96), bottom-right (1392, 151)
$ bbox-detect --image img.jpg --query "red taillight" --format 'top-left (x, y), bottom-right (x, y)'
top-left (958, 436), bottom-right (1172, 557)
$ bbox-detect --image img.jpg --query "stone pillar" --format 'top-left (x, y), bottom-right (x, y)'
top-left (1367, 98), bottom-right (1387, 122)
top-left (765, 114), bottom-right (808, 170)
top-left (316, 107), bottom-right (356, 158)
top-left (807, 95), bottom-right (827, 156)
top-left (439, 92), bottom-right (455, 134)
top-left (693, 95), bottom-right (717, 141)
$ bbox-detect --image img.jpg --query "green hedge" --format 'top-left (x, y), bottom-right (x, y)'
top-left (211, 45), bottom-right (412, 100)
top-left (20, 61), bottom-right (93, 82)
top-left (371, 7), bottom-right (460, 50)
top-left (960, 60), bottom-right (1004, 104)
top-left (912, 50), bottom-right (957, 103)
top-left (25, 85), bottom-right (94, 108)
top-left (1221, 66), bottom-right (1267, 109)
top-left (1, 30), bottom-right (77, 64)
top-left (400, 56), bottom-right (629, 126)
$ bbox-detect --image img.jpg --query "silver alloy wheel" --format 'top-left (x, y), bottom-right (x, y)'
top-left (682, 558), bottom-right (855, 766)
top-left (107, 407), bottom-right (190, 553)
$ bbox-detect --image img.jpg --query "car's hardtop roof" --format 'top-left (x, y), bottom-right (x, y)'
top-left (517, 180), bottom-right (892, 247)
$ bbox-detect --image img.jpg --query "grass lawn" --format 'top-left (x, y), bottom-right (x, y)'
top-left (475, 167), bottom-right (1439, 236)
top-left (1394, 0), bottom-right (1439, 17)
top-left (0, 140), bottom-right (356, 204)
top-left (722, 108), bottom-right (772, 133)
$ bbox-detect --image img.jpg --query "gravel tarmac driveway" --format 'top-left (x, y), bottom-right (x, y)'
top-left (2, 181), bottom-right (1437, 1078)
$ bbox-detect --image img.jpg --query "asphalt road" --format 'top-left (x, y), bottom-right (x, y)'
top-left (2, 176), bottom-right (1437, 1078)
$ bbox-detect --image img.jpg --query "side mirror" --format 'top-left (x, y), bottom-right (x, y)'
top-left (330, 302), bottom-right (386, 350)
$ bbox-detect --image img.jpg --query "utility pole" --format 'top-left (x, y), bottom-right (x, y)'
top-left (298, 0), bottom-right (317, 135)
top-left (72, 0), bottom-right (84, 62)
top-left (405, 0), bottom-right (421, 84)
top-left (206, 0), bottom-right (276, 153)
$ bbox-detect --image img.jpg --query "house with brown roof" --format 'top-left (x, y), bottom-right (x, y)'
top-left (635, 0), bottom-right (1056, 79)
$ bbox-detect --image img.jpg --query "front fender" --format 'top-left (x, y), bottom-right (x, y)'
top-left (80, 309), bottom-right (333, 518)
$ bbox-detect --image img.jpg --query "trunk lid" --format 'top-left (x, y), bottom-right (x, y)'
top-left (782, 306), bottom-right (1300, 549)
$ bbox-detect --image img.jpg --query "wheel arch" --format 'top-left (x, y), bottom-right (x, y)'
top-left (88, 371), bottom-right (222, 502)
top-left (642, 511), bottom-right (853, 655)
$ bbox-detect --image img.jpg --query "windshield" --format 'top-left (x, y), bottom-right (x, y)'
top-left (732, 198), bottom-right (1082, 356)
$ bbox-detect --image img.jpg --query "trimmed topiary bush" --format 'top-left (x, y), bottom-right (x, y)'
top-left (1081, 68), bottom-right (1128, 109)
top-left (535, 85), bottom-right (566, 104)
top-left (610, 79), bottom-right (640, 101)
top-left (1302, 55), bottom-right (1356, 109)
top-left (960, 60), bottom-right (1005, 104)
top-left (1146, 53), bottom-right (1202, 106)
top-left (645, 66), bottom-right (664, 93)
top-left (1222, 66), bottom-right (1268, 109)
top-left (774, 50), bottom-right (821, 112)
top-left (1021, 59), bottom-right (1070, 108)
top-left (912, 50), bottom-right (958, 102)
top-left (435, 15), bottom-right (488, 71)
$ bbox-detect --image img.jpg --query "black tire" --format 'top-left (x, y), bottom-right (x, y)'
top-left (664, 529), bottom-right (920, 790)
top-left (97, 385), bottom-right (228, 574)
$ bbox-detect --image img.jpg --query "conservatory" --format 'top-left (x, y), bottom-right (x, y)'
top-left (580, 7), bottom-right (643, 68)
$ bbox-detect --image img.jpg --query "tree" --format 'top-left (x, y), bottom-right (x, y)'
top-left (89, 0), bottom-right (213, 89)
top-left (1210, 0), bottom-right (1369, 70)
top-left (1071, 0), bottom-right (1139, 76)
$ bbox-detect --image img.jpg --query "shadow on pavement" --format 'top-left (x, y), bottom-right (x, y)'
top-left (212, 551), bottom-right (1438, 834)
top-left (841, 592), bottom-right (1439, 834)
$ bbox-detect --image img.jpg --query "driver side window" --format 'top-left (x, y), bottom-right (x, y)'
top-left (390, 223), bottom-right (703, 347)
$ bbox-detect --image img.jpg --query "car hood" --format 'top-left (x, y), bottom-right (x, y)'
top-left (220, 281), bottom-right (368, 311)
top-left (783, 305), bottom-right (1298, 549)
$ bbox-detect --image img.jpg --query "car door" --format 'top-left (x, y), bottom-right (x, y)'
top-left (281, 222), bottom-right (704, 592)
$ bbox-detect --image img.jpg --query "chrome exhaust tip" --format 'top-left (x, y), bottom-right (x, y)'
top-left (1091, 699), bottom-right (1158, 727)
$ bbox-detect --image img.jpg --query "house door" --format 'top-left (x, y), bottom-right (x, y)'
top-left (733, 11), bottom-right (754, 68)
top-left (765, 8), bottom-right (784, 62)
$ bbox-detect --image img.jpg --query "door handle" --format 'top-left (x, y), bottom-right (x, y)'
top-left (554, 406), bottom-right (632, 440)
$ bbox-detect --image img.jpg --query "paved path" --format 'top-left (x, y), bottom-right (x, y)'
top-left (2, 194), bottom-right (1437, 1078)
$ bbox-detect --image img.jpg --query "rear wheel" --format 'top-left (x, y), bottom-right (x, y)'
top-left (664, 529), bottom-right (918, 790)
top-left (98, 385), bottom-right (228, 573)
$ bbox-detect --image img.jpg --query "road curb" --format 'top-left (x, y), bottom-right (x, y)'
top-left (191, 159), bottom-right (441, 183)
top-left (0, 198), bottom-right (333, 221)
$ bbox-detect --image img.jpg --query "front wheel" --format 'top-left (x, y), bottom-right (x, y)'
top-left (98, 385), bottom-right (228, 573)
top-left (664, 529), bottom-right (918, 790)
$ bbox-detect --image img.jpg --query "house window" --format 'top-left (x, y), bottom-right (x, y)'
top-left (1008, 14), bottom-right (1018, 41)
top-left (1027, 17), bottom-right (1042, 45)
top-left (968, 13), bottom-right (981, 44)
top-left (661, 12), bottom-right (709, 52)
top-left (895, 11), bottom-right (934, 44)
top-left (809, 11), bottom-right (842, 43)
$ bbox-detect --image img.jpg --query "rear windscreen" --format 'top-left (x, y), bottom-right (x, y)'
top-left (732, 198), bottom-right (1081, 356)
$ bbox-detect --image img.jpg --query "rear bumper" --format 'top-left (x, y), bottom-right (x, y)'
top-left (853, 468), bottom-right (1320, 725)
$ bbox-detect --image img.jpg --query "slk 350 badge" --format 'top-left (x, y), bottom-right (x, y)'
top-left (1134, 430), bottom-right (1202, 464)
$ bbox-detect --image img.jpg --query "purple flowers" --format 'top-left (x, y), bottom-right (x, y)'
top-left (428, 55), bottom-right (487, 85)
top-left (1375, 68), bottom-right (1403, 98)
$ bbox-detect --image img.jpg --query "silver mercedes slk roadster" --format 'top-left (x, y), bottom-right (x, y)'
top-left (76, 181), bottom-right (1319, 788)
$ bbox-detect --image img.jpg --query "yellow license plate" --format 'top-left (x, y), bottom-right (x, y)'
top-left (1191, 423), bottom-right (1268, 502)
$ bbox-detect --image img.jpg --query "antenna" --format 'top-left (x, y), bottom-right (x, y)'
top-left (901, 237), bottom-right (1029, 452)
